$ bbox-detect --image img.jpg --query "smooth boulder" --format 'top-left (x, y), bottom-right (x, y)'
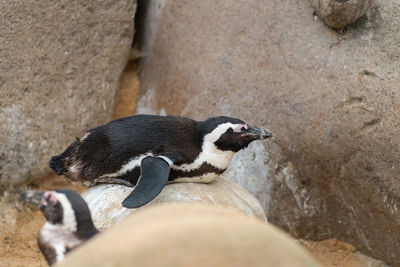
top-left (82, 177), bottom-right (267, 230)
top-left (56, 204), bottom-right (321, 267)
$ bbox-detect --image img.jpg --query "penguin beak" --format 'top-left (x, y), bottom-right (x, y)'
top-left (21, 190), bottom-right (45, 208)
top-left (244, 125), bottom-right (273, 140)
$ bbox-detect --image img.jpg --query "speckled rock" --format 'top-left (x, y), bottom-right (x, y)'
top-left (82, 177), bottom-right (266, 230)
top-left (0, 1), bottom-right (136, 186)
top-left (311, 0), bottom-right (373, 29)
top-left (136, 0), bottom-right (400, 264)
top-left (56, 204), bottom-right (321, 267)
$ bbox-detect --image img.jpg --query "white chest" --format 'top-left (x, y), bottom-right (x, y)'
top-left (173, 144), bottom-right (235, 172)
top-left (170, 144), bottom-right (235, 183)
top-left (40, 223), bottom-right (82, 262)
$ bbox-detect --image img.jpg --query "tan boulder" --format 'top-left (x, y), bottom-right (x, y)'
top-left (56, 204), bottom-right (321, 267)
top-left (0, 0), bottom-right (136, 186)
top-left (82, 177), bottom-right (266, 230)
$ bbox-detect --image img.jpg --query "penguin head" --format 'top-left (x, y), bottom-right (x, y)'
top-left (199, 116), bottom-right (272, 152)
top-left (21, 189), bottom-right (97, 236)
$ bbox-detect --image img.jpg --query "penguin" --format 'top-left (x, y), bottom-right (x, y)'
top-left (49, 115), bottom-right (273, 209)
top-left (21, 189), bottom-right (98, 266)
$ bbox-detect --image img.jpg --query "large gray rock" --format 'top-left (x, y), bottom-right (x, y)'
top-left (56, 204), bottom-right (321, 267)
top-left (0, 1), bottom-right (136, 186)
top-left (136, 0), bottom-right (399, 264)
top-left (82, 177), bottom-right (267, 230)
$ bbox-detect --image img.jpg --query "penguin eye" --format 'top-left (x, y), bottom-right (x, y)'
top-left (233, 125), bottom-right (245, 133)
top-left (44, 191), bottom-right (57, 205)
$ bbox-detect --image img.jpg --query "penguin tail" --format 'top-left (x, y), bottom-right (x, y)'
top-left (49, 155), bottom-right (67, 175)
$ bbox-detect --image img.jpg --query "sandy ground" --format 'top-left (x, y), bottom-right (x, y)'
top-left (0, 178), bottom-right (387, 267)
top-left (0, 61), bottom-right (387, 266)
top-left (112, 60), bottom-right (139, 120)
top-left (302, 240), bottom-right (386, 267)
top-left (0, 180), bottom-right (387, 267)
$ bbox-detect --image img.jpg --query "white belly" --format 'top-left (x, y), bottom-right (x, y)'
top-left (40, 223), bottom-right (82, 262)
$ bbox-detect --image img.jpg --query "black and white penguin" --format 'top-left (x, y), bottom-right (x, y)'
top-left (49, 115), bottom-right (272, 208)
top-left (21, 189), bottom-right (98, 266)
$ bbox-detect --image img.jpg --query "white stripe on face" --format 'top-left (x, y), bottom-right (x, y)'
top-left (52, 192), bottom-right (77, 232)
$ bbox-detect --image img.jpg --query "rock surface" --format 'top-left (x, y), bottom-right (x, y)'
top-left (0, 1), bottom-right (136, 186)
top-left (135, 0), bottom-right (399, 264)
top-left (82, 177), bottom-right (266, 230)
top-left (302, 239), bottom-right (388, 267)
top-left (56, 204), bottom-right (321, 267)
top-left (310, 0), bottom-right (373, 29)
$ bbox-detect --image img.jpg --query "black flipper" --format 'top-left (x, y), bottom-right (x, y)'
top-left (122, 156), bottom-right (171, 209)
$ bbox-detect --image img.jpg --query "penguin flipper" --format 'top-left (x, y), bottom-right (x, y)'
top-left (122, 156), bottom-right (172, 209)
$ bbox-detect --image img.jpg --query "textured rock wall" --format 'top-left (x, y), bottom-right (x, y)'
top-left (135, 0), bottom-right (400, 264)
top-left (0, 1), bottom-right (136, 186)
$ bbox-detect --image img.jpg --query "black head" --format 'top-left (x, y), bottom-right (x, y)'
top-left (199, 116), bottom-right (272, 152)
top-left (21, 189), bottom-right (98, 238)
top-left (21, 190), bottom-right (63, 224)
top-left (199, 116), bottom-right (246, 134)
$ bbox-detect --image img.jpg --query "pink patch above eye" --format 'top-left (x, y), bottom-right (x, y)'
top-left (233, 125), bottom-right (242, 133)
top-left (234, 124), bottom-right (247, 133)
top-left (44, 191), bottom-right (57, 204)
